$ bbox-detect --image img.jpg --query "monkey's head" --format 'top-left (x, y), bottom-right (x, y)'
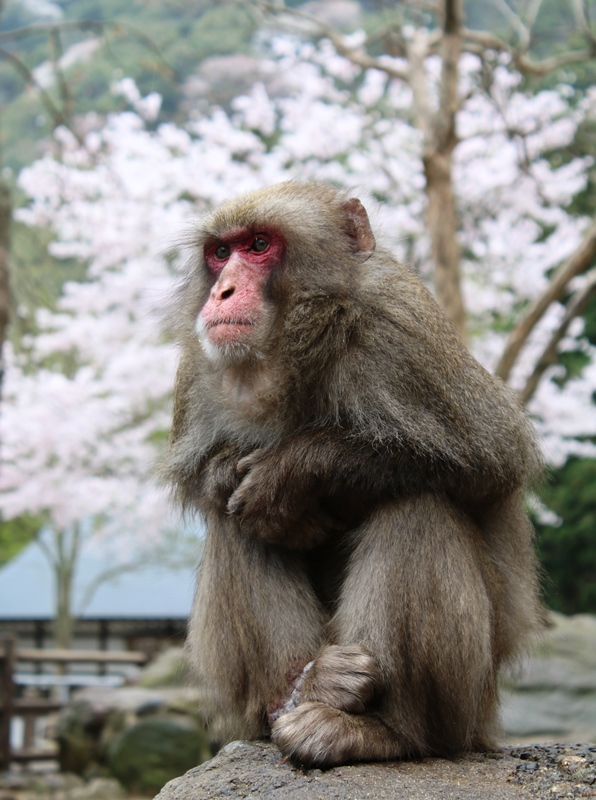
top-left (193, 182), bottom-right (376, 366)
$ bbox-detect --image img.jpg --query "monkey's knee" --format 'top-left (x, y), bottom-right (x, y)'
top-left (272, 701), bottom-right (401, 767)
top-left (301, 644), bottom-right (382, 714)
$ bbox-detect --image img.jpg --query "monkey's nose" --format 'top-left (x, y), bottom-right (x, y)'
top-left (211, 283), bottom-right (235, 303)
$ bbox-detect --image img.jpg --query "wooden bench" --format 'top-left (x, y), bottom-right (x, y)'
top-left (0, 636), bottom-right (148, 767)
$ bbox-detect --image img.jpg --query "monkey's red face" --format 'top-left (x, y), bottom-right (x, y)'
top-left (197, 228), bottom-right (286, 363)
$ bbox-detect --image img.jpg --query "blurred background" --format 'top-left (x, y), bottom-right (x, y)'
top-left (0, 0), bottom-right (595, 796)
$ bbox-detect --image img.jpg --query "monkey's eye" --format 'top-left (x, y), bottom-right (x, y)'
top-left (250, 237), bottom-right (269, 253)
top-left (215, 244), bottom-right (230, 260)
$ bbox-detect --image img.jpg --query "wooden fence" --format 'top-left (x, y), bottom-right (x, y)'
top-left (0, 636), bottom-right (147, 768)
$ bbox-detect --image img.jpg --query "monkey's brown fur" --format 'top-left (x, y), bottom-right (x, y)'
top-left (162, 182), bottom-right (542, 768)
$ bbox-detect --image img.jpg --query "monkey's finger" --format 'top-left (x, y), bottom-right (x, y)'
top-left (236, 449), bottom-right (265, 477)
top-left (226, 490), bottom-right (244, 515)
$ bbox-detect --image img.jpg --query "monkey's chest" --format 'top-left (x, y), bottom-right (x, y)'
top-left (220, 368), bottom-right (290, 438)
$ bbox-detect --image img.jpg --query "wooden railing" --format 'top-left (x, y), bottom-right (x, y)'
top-left (0, 636), bottom-right (148, 768)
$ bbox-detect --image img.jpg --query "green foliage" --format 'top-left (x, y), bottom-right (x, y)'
top-left (0, 1), bottom-right (257, 172)
top-left (536, 458), bottom-right (596, 613)
top-left (0, 515), bottom-right (40, 565)
top-left (583, 292), bottom-right (596, 347)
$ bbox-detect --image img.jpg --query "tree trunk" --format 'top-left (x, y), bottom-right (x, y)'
top-left (0, 181), bottom-right (11, 402)
top-left (423, 151), bottom-right (467, 341)
top-left (55, 562), bottom-right (74, 649)
top-left (53, 526), bottom-right (79, 649)
top-left (428, 0), bottom-right (467, 342)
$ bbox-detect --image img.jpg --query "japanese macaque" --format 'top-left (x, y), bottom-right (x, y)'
top-left (161, 181), bottom-right (542, 768)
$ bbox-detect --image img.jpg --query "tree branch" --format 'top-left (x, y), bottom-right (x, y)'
top-left (76, 558), bottom-right (150, 615)
top-left (462, 27), bottom-right (596, 75)
top-left (253, 0), bottom-right (411, 80)
top-left (516, 47), bottom-right (596, 75)
top-left (0, 45), bottom-right (80, 139)
top-left (50, 28), bottom-right (73, 123)
top-left (519, 269), bottom-right (596, 405)
top-left (0, 20), bottom-right (165, 60)
top-left (524, 0), bottom-right (546, 32)
top-left (492, 0), bottom-right (530, 46)
top-left (495, 218), bottom-right (596, 382)
top-left (570, 0), bottom-right (596, 41)
top-left (36, 532), bottom-right (58, 571)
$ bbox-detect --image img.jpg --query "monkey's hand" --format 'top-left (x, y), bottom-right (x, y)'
top-left (226, 448), bottom-right (333, 550)
top-left (197, 444), bottom-right (245, 512)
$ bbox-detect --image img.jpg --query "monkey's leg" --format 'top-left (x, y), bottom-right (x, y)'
top-left (187, 512), bottom-right (326, 740)
top-left (273, 493), bottom-right (498, 767)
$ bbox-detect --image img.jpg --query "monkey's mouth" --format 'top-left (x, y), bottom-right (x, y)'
top-left (205, 318), bottom-right (254, 330)
top-left (204, 318), bottom-right (256, 344)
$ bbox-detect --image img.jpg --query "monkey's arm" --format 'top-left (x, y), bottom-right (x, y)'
top-left (227, 424), bottom-right (529, 549)
top-left (164, 440), bottom-right (249, 515)
top-left (226, 429), bottom-right (417, 549)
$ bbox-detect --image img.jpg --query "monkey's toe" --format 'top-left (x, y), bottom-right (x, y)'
top-left (272, 701), bottom-right (401, 767)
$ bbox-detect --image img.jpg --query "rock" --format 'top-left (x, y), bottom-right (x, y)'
top-left (55, 684), bottom-right (208, 778)
top-left (69, 777), bottom-right (125, 800)
top-left (138, 647), bottom-right (190, 689)
top-left (1, 772), bottom-right (124, 800)
top-left (55, 701), bottom-right (108, 774)
top-left (108, 715), bottom-right (211, 796)
top-left (154, 740), bottom-right (596, 800)
top-left (502, 613), bottom-right (596, 743)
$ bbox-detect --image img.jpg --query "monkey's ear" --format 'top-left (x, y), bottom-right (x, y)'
top-left (342, 198), bottom-right (376, 261)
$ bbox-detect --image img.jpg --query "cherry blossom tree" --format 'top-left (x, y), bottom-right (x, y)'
top-left (253, 0), bottom-right (596, 343)
top-left (1, 22), bottom-right (595, 639)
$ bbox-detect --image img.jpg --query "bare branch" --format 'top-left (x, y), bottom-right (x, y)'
top-left (523, 0), bottom-right (545, 31)
top-left (77, 557), bottom-right (151, 614)
top-left (462, 26), bottom-right (596, 74)
top-left (570, 0), bottom-right (596, 40)
top-left (0, 45), bottom-right (82, 141)
top-left (462, 27), bottom-right (510, 51)
top-left (516, 46), bottom-right (596, 74)
top-left (254, 0), bottom-right (411, 80)
top-left (36, 534), bottom-right (58, 571)
top-left (50, 27), bottom-right (73, 123)
top-left (0, 20), bottom-right (164, 60)
top-left (519, 269), bottom-right (596, 405)
top-left (399, 0), bottom-right (442, 15)
top-left (333, 36), bottom-right (409, 81)
top-left (492, 0), bottom-right (530, 46)
top-left (495, 218), bottom-right (596, 382)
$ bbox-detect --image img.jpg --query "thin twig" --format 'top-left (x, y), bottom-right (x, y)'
top-left (520, 270), bottom-right (596, 404)
top-left (0, 45), bottom-right (81, 141)
top-left (254, 0), bottom-right (411, 80)
top-left (496, 218), bottom-right (596, 382)
top-left (462, 27), bottom-right (596, 75)
top-left (50, 27), bottom-right (73, 123)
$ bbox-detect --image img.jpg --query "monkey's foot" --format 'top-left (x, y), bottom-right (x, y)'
top-left (272, 701), bottom-right (401, 768)
top-left (302, 644), bottom-right (382, 713)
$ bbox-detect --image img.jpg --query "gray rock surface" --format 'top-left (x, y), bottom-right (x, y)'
top-left (502, 613), bottom-right (596, 742)
top-left (154, 740), bottom-right (596, 800)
